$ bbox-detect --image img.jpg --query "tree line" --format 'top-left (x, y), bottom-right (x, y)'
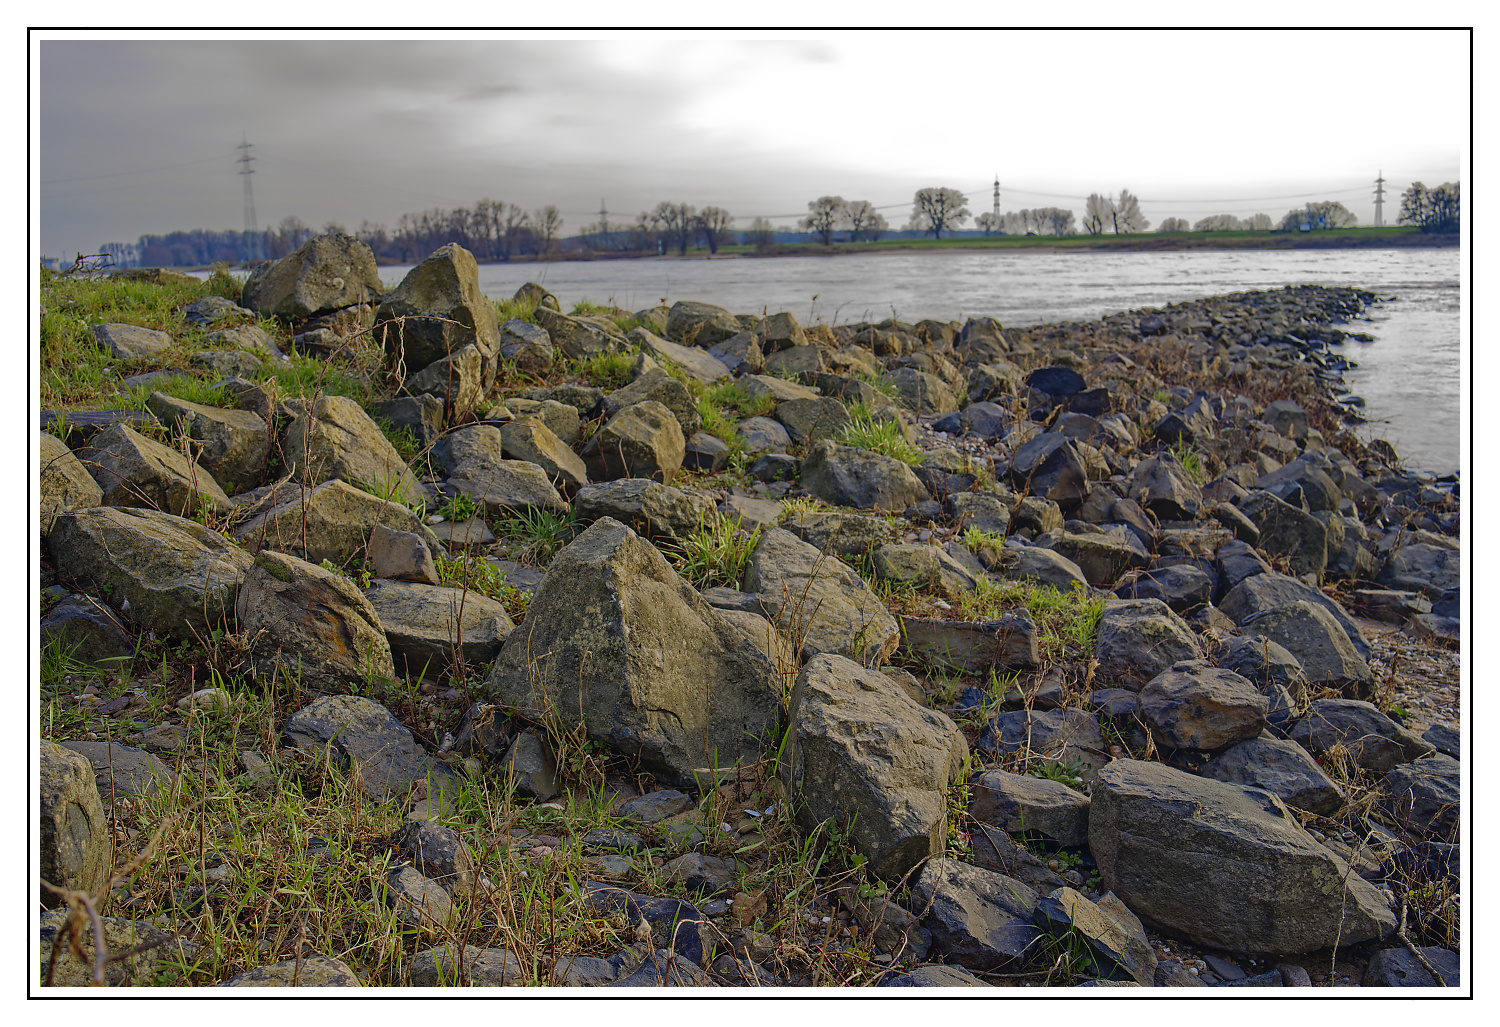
top-left (93, 180), bottom-right (1458, 268)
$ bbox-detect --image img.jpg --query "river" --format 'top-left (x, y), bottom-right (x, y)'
top-left (266, 248), bottom-right (1466, 476)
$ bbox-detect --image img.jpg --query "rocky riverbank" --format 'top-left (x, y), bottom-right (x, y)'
top-left (38, 234), bottom-right (1461, 989)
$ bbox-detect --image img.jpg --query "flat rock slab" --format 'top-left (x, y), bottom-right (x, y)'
top-left (1363, 946), bottom-right (1459, 987)
top-left (57, 740), bottom-right (174, 804)
top-left (899, 615), bottom-right (1041, 675)
top-left (619, 789), bottom-right (695, 825)
top-left (1034, 887), bottom-right (1157, 986)
top-left (362, 579), bottom-right (513, 679)
top-left (968, 768), bottom-right (1090, 846)
top-left (1089, 759), bottom-right (1396, 954)
top-left (233, 478), bottom-right (447, 567)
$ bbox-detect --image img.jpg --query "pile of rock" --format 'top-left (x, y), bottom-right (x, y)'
top-left (38, 237), bottom-right (1460, 989)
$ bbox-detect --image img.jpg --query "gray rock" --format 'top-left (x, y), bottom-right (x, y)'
top-left (573, 478), bottom-right (718, 542)
top-left (1114, 564), bottom-right (1214, 613)
top-left (582, 399), bottom-right (686, 485)
top-left (607, 949), bottom-right (714, 987)
top-left (49, 506), bottom-right (254, 640)
top-left (383, 864), bottom-right (454, 933)
top-left (39, 908), bottom-right (201, 986)
top-left (92, 322), bottom-right (172, 359)
top-left (736, 416), bottom-right (792, 455)
top-left (884, 367), bottom-right (959, 415)
top-left (401, 342), bottom-right (488, 418)
top-left (283, 694), bottom-right (456, 803)
top-left (1235, 491), bottom-right (1328, 579)
top-left (144, 392), bottom-right (270, 495)
top-left (629, 326), bottom-right (731, 381)
top-left (969, 769), bottom-right (1090, 846)
top-left (500, 731), bottom-right (560, 800)
top-left (742, 527), bottom-right (901, 666)
top-left (604, 367), bottom-right (703, 439)
top-left (666, 300), bottom-right (742, 347)
top-left (1218, 571), bottom-right (1371, 661)
top-left (1088, 759), bottom-right (1396, 954)
top-left (1363, 946), bottom-right (1459, 987)
top-left (499, 417), bottom-right (587, 494)
top-left (873, 543), bottom-right (979, 593)
top-left (877, 964), bottom-right (993, 987)
top-left (986, 546), bottom-right (1089, 594)
top-left (1377, 543), bottom-right (1460, 600)
top-left (800, 440), bottom-right (930, 513)
top-left (391, 820), bottom-right (475, 892)
top-left (1214, 634), bottom-right (1311, 709)
top-left (485, 518), bottom-right (780, 789)
top-left (1200, 735), bottom-right (1346, 815)
top-left (40, 741), bottom-right (111, 907)
top-left (908, 858), bottom-right (1042, 970)
top-left (1379, 755), bottom-right (1459, 842)
top-left (899, 615), bottom-right (1040, 675)
top-left (444, 455), bottom-right (567, 517)
top-left (1128, 452), bottom-right (1203, 520)
top-left (1216, 539), bottom-right (1273, 591)
top-left (774, 396), bottom-right (852, 446)
top-left (57, 740), bottom-right (173, 804)
top-left (409, 944), bottom-right (528, 986)
top-left (779, 509), bottom-right (901, 557)
top-left (375, 243), bottom-right (499, 386)
top-left (979, 709), bottom-right (1109, 776)
top-left (236, 549), bottom-right (395, 691)
top-left (662, 853), bottom-right (739, 898)
top-left (1288, 699), bottom-right (1434, 764)
top-left (968, 823), bottom-right (1067, 895)
top-left (1093, 599), bottom-right (1203, 690)
top-left (40, 432), bottom-right (104, 526)
top-left (944, 491), bottom-right (1013, 534)
top-left (40, 594), bottom-right (135, 667)
top-left (1033, 888), bottom-right (1157, 986)
top-left (1042, 530), bottom-right (1146, 586)
top-left (80, 422), bottom-right (232, 517)
top-left (1009, 434), bottom-right (1088, 507)
top-left (585, 882), bottom-right (708, 965)
top-left (241, 232), bottom-right (383, 319)
top-left (785, 654), bottom-right (968, 882)
top-left (367, 523), bottom-right (439, 585)
top-left (280, 394), bottom-right (423, 500)
top-left (233, 479), bottom-right (445, 568)
top-left (216, 955), bottom-right (362, 987)
top-left (1136, 661), bottom-right (1269, 751)
top-left (1241, 601), bottom-right (1375, 698)
top-left (1422, 723), bottom-right (1459, 759)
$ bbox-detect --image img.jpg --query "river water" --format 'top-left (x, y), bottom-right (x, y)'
top-left (364, 248), bottom-right (1458, 476)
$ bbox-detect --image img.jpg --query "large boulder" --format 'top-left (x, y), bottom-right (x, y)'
top-left (281, 395), bottom-right (423, 499)
top-left (533, 306), bottom-right (626, 361)
top-left (144, 392), bottom-right (270, 495)
top-left (1236, 491), bottom-right (1328, 579)
top-left (1088, 759), bottom-right (1396, 954)
top-left (484, 519), bottom-right (781, 788)
top-left (741, 527), bottom-right (901, 666)
top-left (241, 232), bottom-right (383, 319)
top-left (80, 423), bottom-right (232, 517)
top-left (800, 440), bottom-right (930, 513)
top-left (233, 479), bottom-right (444, 567)
top-left (666, 300), bottom-right (741, 347)
top-left (785, 655), bottom-right (968, 882)
top-left (1218, 572), bottom-right (1371, 661)
top-left (39, 741), bottom-right (111, 907)
top-left (40, 432), bottom-right (103, 527)
top-left (1092, 599), bottom-right (1203, 690)
top-left (1128, 452), bottom-right (1203, 521)
top-left (362, 580), bottom-right (514, 679)
top-left (1241, 601), bottom-right (1375, 698)
top-left (236, 550), bottom-right (395, 690)
top-left (374, 243), bottom-right (500, 382)
top-left (581, 400), bottom-right (686, 485)
top-left (49, 506), bottom-right (254, 640)
top-left (1200, 735), bottom-right (1346, 816)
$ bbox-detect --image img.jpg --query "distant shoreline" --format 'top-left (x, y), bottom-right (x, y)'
top-left (147, 229), bottom-right (1460, 275)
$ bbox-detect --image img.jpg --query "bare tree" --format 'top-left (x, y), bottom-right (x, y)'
top-left (747, 216), bottom-right (776, 251)
top-left (649, 201), bottom-right (696, 254)
top-left (1194, 214), bottom-right (1243, 232)
top-left (1279, 200), bottom-right (1358, 231)
top-left (908, 187), bottom-right (970, 238)
top-left (801, 196), bottom-right (847, 245)
top-left (695, 206), bottom-right (734, 254)
top-left (1044, 207), bottom-right (1076, 236)
top-left (1400, 182), bottom-right (1459, 232)
top-left (1157, 217), bottom-right (1190, 233)
top-left (1243, 213), bottom-right (1273, 231)
top-left (532, 205), bottom-right (563, 254)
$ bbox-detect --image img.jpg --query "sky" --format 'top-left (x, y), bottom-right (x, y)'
top-left (34, 30), bottom-right (1468, 261)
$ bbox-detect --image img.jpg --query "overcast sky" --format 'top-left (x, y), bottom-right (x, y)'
top-left (34, 30), bottom-right (1468, 261)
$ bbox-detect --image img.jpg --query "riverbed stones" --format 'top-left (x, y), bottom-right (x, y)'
top-left (774, 397), bottom-right (852, 446)
top-left (1214, 634), bottom-right (1311, 709)
top-left (1376, 543), bottom-right (1460, 600)
top-left (1128, 452), bottom-right (1203, 521)
top-left (499, 416), bottom-right (587, 494)
top-left (1041, 530), bottom-right (1146, 586)
top-left (582, 399), bottom-right (685, 485)
top-left (741, 527), bottom-right (901, 665)
top-left (908, 858), bottom-right (1042, 970)
top-left (409, 944), bottom-right (528, 987)
top-left (628, 327), bottom-right (731, 381)
top-left (498, 318), bottom-right (556, 374)
top-left (979, 709), bottom-right (1109, 777)
top-left (786, 655), bottom-right (967, 882)
top-left (1235, 491), bottom-right (1328, 579)
top-left (1288, 699), bottom-right (1434, 765)
top-left (40, 432), bottom-right (103, 526)
top-left (1009, 434), bottom-right (1089, 507)
top-left (1033, 888), bottom-right (1157, 986)
top-left (485, 518), bottom-right (780, 788)
top-left (443, 455), bottom-right (567, 517)
top-left (236, 549), bottom-right (395, 690)
top-left (144, 392), bottom-right (270, 494)
top-left (242, 232), bottom-right (383, 320)
top-left (366, 524), bottom-right (439, 585)
top-left (39, 908), bottom-right (203, 986)
top-left (500, 730), bottom-right (561, 800)
top-left (80, 423), bottom-right (232, 517)
top-left (41, 593), bottom-right (136, 666)
top-left (800, 440), bottom-right (930, 512)
top-left (40, 740), bottom-right (111, 906)
top-left (362, 579), bottom-right (514, 678)
top-left (232, 479), bottom-right (444, 567)
top-left (604, 367), bottom-right (702, 438)
top-left (375, 243), bottom-right (500, 384)
top-left (1240, 601), bottom-right (1375, 698)
top-left (1218, 571), bottom-right (1371, 660)
top-left (1088, 759), bottom-right (1396, 954)
top-left (49, 506), bottom-right (255, 640)
top-left (1092, 599), bottom-right (1203, 689)
top-left (1136, 661), bottom-right (1269, 751)
top-left (1363, 946), bottom-right (1460, 988)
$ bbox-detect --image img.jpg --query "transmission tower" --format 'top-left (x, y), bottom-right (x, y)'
top-left (992, 175), bottom-right (1001, 223)
top-left (1373, 171), bottom-right (1387, 227)
top-left (237, 134), bottom-right (258, 237)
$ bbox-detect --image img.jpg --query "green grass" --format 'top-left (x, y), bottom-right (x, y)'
top-left (838, 408), bottom-right (922, 464)
top-left (492, 506), bottom-right (577, 567)
top-left (434, 554), bottom-right (532, 622)
top-left (1169, 441), bottom-right (1209, 485)
top-left (669, 512), bottom-right (765, 591)
top-left (943, 578), bottom-right (1104, 664)
top-left (570, 351), bottom-right (636, 391)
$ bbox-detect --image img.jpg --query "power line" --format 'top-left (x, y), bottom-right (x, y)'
top-left (41, 151), bottom-right (237, 186)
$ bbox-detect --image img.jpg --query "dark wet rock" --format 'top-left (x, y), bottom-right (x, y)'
top-left (1363, 946), bottom-right (1459, 987)
top-left (1241, 601), bottom-right (1375, 698)
top-left (877, 965), bottom-right (993, 987)
top-left (1136, 661), bottom-right (1269, 751)
top-left (1235, 491), bottom-right (1327, 579)
top-left (968, 769), bottom-right (1090, 846)
top-left (585, 882), bottom-right (709, 965)
top-left (909, 858), bottom-right (1043, 971)
top-left (500, 731), bottom-right (561, 800)
top-left (390, 820), bottom-right (475, 892)
top-left (1378, 755), bottom-right (1459, 843)
top-left (1113, 564), bottom-right (1214, 613)
top-left (1093, 599), bottom-right (1203, 690)
top-left (1034, 888), bottom-right (1157, 986)
top-left (1201, 735), bottom-right (1346, 815)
